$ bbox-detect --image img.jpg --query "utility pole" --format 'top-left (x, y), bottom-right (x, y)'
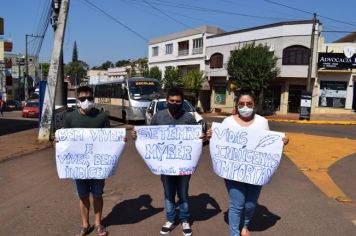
top-left (52, 0), bottom-right (65, 107)
top-left (38, 0), bottom-right (70, 141)
top-left (25, 34), bottom-right (43, 100)
top-left (307, 13), bottom-right (317, 92)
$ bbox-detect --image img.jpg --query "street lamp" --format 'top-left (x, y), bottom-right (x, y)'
top-left (25, 34), bottom-right (43, 100)
top-left (16, 55), bottom-right (25, 100)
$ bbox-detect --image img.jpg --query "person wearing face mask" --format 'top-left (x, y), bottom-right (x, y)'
top-left (64, 86), bottom-right (110, 236)
top-left (208, 87), bottom-right (288, 236)
top-left (131, 87), bottom-right (199, 236)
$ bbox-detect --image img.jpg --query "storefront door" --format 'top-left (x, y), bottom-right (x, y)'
top-left (288, 85), bottom-right (306, 113)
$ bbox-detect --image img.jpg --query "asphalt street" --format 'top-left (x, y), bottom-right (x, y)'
top-left (1, 111), bottom-right (356, 235)
top-left (0, 137), bottom-right (355, 235)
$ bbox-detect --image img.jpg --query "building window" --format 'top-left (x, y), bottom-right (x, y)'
top-left (319, 81), bottom-right (347, 108)
top-left (192, 38), bottom-right (203, 54)
top-left (152, 46), bottom-right (159, 57)
top-left (178, 40), bottom-right (189, 56)
top-left (165, 44), bottom-right (173, 55)
top-left (210, 53), bottom-right (223, 69)
top-left (214, 86), bottom-right (226, 105)
top-left (282, 45), bottom-right (310, 65)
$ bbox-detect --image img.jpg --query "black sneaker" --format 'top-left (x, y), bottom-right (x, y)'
top-left (160, 221), bottom-right (175, 235)
top-left (182, 221), bottom-right (192, 236)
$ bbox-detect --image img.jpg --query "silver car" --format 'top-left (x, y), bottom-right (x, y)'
top-left (145, 98), bottom-right (207, 132)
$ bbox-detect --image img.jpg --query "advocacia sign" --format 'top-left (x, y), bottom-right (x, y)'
top-left (318, 53), bottom-right (356, 69)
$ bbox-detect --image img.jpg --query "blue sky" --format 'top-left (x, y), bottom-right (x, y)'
top-left (1, 0), bottom-right (355, 67)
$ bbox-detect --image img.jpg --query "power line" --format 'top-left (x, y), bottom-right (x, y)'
top-left (80, 0), bottom-right (149, 42)
top-left (132, 0), bottom-right (286, 21)
top-left (264, 0), bottom-right (356, 28)
top-left (142, 0), bottom-right (202, 34)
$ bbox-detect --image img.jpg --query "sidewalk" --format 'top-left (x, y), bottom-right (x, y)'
top-left (0, 128), bottom-right (52, 163)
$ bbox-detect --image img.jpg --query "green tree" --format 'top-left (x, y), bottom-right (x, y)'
top-left (181, 69), bottom-right (205, 107)
top-left (115, 59), bottom-right (131, 67)
top-left (149, 66), bottom-right (162, 81)
top-left (40, 63), bottom-right (50, 77)
top-left (227, 42), bottom-right (279, 110)
top-left (163, 66), bottom-right (182, 89)
top-left (72, 41), bottom-right (78, 62)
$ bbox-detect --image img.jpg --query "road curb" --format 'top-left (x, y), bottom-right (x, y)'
top-left (0, 143), bottom-right (52, 164)
top-left (267, 119), bottom-right (356, 125)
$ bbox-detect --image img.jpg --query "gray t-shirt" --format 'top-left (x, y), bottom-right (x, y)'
top-left (151, 109), bottom-right (197, 125)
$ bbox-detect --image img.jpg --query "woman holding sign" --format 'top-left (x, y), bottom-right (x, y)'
top-left (208, 88), bottom-right (288, 236)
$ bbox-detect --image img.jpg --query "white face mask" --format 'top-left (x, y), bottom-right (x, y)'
top-left (238, 106), bottom-right (254, 118)
top-left (78, 99), bottom-right (94, 111)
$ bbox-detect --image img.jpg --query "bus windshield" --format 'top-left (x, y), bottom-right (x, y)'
top-left (128, 81), bottom-right (161, 100)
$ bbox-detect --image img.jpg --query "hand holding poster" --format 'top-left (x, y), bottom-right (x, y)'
top-left (135, 125), bottom-right (202, 175)
top-left (209, 122), bottom-right (284, 185)
top-left (55, 128), bottom-right (126, 179)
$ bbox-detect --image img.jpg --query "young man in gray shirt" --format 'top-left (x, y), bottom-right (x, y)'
top-left (132, 87), bottom-right (199, 236)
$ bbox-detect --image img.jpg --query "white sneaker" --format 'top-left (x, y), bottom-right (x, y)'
top-left (182, 221), bottom-right (192, 236)
top-left (160, 221), bottom-right (175, 235)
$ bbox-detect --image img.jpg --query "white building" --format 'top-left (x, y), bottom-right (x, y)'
top-left (205, 20), bottom-right (321, 114)
top-left (87, 69), bottom-right (108, 85)
top-left (148, 25), bottom-right (224, 76)
top-left (107, 66), bottom-right (131, 81)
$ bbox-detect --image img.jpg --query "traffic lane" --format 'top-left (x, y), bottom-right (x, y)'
top-left (269, 122), bottom-right (356, 139)
top-left (203, 115), bottom-right (356, 139)
top-left (0, 140), bottom-right (356, 235)
top-left (329, 153), bottom-right (356, 201)
top-left (0, 118), bottom-right (38, 136)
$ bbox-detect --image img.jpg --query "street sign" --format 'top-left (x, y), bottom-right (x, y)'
top-left (299, 91), bottom-right (312, 120)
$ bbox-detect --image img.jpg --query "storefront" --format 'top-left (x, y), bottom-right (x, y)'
top-left (314, 52), bottom-right (355, 113)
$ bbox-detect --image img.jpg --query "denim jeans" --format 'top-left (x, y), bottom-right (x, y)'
top-left (224, 179), bottom-right (262, 236)
top-left (75, 179), bottom-right (105, 198)
top-left (161, 175), bottom-right (191, 223)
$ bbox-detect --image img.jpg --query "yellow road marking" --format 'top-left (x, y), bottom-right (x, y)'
top-left (284, 132), bottom-right (356, 201)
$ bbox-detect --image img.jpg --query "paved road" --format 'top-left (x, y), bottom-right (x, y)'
top-left (0, 138), bottom-right (355, 235)
top-left (203, 115), bottom-right (356, 139)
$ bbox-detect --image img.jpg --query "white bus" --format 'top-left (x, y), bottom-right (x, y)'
top-left (93, 77), bottom-right (161, 123)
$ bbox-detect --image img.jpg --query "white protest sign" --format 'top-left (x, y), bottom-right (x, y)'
top-left (135, 125), bottom-right (202, 175)
top-left (209, 122), bottom-right (284, 185)
top-left (55, 128), bottom-right (126, 179)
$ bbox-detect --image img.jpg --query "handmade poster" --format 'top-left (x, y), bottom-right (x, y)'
top-left (209, 122), bottom-right (285, 185)
top-left (135, 125), bottom-right (203, 175)
top-left (55, 128), bottom-right (126, 179)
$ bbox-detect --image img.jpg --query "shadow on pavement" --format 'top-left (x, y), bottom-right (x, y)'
top-left (0, 118), bottom-right (38, 136)
top-left (102, 194), bottom-right (163, 226)
top-left (224, 204), bottom-right (281, 231)
top-left (190, 193), bottom-right (222, 222)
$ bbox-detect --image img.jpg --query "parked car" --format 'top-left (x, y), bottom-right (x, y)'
top-left (4, 100), bottom-right (22, 111)
top-left (22, 101), bottom-right (39, 118)
top-left (67, 97), bottom-right (77, 111)
top-left (145, 98), bottom-right (207, 132)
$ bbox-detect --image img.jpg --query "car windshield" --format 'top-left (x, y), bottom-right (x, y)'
top-left (156, 100), bottom-right (194, 112)
top-left (128, 81), bottom-right (160, 100)
top-left (26, 102), bottom-right (38, 107)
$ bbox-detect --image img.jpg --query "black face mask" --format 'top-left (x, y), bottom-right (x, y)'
top-left (167, 102), bottom-right (183, 115)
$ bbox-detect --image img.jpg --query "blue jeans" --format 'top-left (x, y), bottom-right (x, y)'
top-left (161, 175), bottom-right (191, 223)
top-left (224, 179), bottom-right (262, 236)
top-left (75, 179), bottom-right (105, 198)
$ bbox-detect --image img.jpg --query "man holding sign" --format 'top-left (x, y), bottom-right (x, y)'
top-left (132, 88), bottom-right (202, 236)
top-left (63, 86), bottom-right (111, 236)
top-left (207, 88), bottom-right (288, 236)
